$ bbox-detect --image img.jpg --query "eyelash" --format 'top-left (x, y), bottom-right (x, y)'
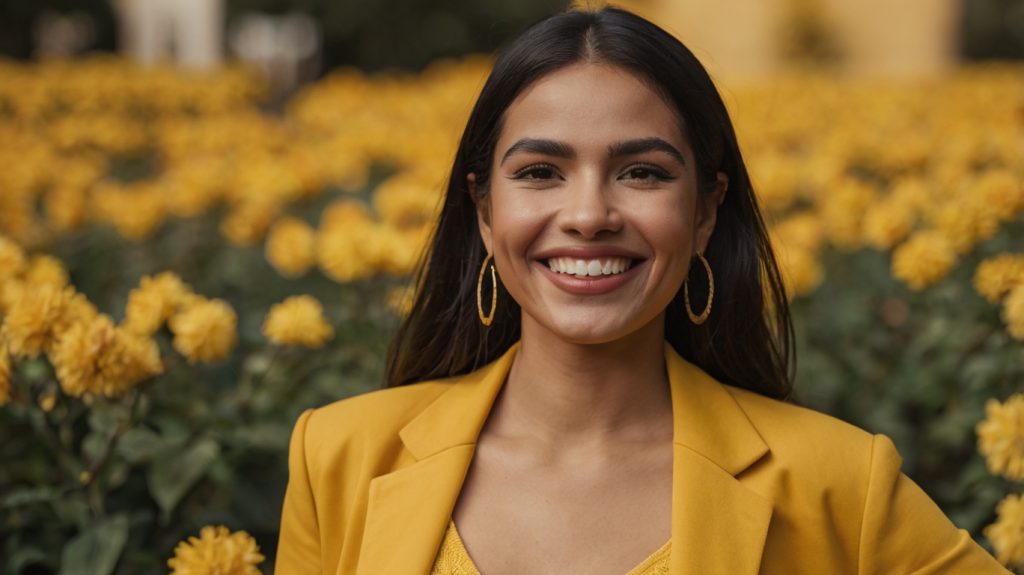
top-left (511, 163), bottom-right (676, 182)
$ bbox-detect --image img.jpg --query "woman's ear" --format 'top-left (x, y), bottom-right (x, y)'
top-left (694, 172), bottom-right (728, 254)
top-left (468, 172), bottom-right (493, 253)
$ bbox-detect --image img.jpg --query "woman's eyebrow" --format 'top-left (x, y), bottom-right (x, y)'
top-left (608, 137), bottom-right (685, 166)
top-left (499, 137), bottom-right (685, 166)
top-left (499, 138), bottom-right (575, 166)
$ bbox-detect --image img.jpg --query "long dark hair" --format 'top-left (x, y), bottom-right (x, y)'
top-left (384, 5), bottom-right (796, 401)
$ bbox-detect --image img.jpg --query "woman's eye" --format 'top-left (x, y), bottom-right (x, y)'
top-left (622, 165), bottom-right (673, 182)
top-left (512, 164), bottom-right (558, 180)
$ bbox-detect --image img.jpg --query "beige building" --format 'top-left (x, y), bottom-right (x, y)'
top-left (614, 0), bottom-right (960, 79)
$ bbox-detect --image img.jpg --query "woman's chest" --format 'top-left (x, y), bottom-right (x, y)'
top-left (448, 437), bottom-right (674, 575)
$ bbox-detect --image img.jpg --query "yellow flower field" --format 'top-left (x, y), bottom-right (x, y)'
top-left (0, 55), bottom-right (1021, 572)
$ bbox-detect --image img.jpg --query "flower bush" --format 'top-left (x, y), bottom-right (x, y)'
top-left (0, 55), bottom-right (1021, 572)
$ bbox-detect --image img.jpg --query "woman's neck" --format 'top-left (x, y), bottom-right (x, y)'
top-left (485, 315), bottom-right (674, 458)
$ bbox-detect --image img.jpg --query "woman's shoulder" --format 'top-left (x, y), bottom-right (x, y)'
top-left (300, 378), bottom-right (458, 449)
top-left (720, 382), bottom-right (885, 474)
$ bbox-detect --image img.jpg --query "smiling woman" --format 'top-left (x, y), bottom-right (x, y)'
top-left (275, 6), bottom-right (1010, 575)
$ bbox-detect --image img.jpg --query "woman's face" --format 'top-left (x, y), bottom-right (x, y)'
top-left (473, 62), bottom-right (726, 345)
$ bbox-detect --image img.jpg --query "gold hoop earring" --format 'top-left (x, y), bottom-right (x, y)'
top-left (477, 253), bottom-right (497, 326)
top-left (685, 252), bottom-right (714, 325)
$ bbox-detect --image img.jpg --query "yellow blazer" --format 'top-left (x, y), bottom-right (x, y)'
top-left (275, 341), bottom-right (1009, 574)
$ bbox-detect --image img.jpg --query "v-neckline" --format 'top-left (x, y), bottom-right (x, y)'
top-left (446, 518), bottom-right (672, 574)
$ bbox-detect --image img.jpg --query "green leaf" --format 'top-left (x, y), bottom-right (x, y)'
top-left (59, 513), bottom-right (130, 575)
top-left (8, 546), bottom-right (50, 573)
top-left (87, 403), bottom-right (123, 435)
top-left (116, 427), bottom-right (165, 464)
top-left (1, 486), bottom-right (58, 509)
top-left (147, 437), bottom-right (220, 522)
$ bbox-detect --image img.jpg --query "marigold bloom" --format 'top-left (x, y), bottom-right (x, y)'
top-left (319, 200), bottom-right (371, 230)
top-left (929, 199), bottom-right (1000, 254)
top-left (261, 295), bottom-right (334, 348)
top-left (91, 181), bottom-right (168, 240)
top-left (976, 393), bottom-right (1024, 481)
top-left (984, 493), bottom-right (1024, 568)
top-left (317, 223), bottom-right (377, 283)
top-left (770, 212), bottom-right (824, 253)
top-left (44, 185), bottom-right (88, 232)
top-left (863, 199), bottom-right (915, 250)
top-left (974, 254), bottom-right (1024, 304)
top-left (373, 172), bottom-right (443, 229)
top-left (819, 177), bottom-right (877, 249)
top-left (220, 201), bottom-right (278, 247)
top-left (1003, 286), bottom-right (1024, 341)
top-left (168, 298), bottom-right (237, 363)
top-left (49, 314), bottom-right (163, 398)
top-left (1, 284), bottom-right (75, 358)
top-left (265, 217), bottom-right (316, 278)
top-left (122, 271), bottom-right (193, 336)
top-left (891, 231), bottom-right (956, 291)
top-left (0, 235), bottom-right (26, 283)
top-left (167, 525), bottom-right (264, 575)
top-left (24, 255), bottom-right (69, 288)
top-left (975, 169), bottom-right (1024, 222)
top-left (776, 246), bottom-right (824, 298)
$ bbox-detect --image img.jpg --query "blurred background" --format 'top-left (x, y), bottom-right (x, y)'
top-left (1, 0), bottom-right (1023, 573)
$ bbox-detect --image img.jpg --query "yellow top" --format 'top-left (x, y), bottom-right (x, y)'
top-left (430, 518), bottom-right (671, 574)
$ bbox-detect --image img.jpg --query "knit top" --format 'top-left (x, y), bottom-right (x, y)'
top-left (430, 518), bottom-right (671, 574)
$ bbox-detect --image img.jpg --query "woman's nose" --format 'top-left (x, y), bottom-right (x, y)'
top-left (557, 176), bottom-right (623, 239)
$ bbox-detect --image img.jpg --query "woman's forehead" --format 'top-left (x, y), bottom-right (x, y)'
top-left (496, 63), bottom-right (687, 152)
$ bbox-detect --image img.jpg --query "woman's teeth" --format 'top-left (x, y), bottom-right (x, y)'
top-left (546, 256), bottom-right (632, 277)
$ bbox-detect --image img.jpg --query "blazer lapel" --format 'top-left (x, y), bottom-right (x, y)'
top-left (665, 342), bottom-right (773, 574)
top-left (354, 341), bottom-right (773, 575)
top-left (354, 343), bottom-right (520, 575)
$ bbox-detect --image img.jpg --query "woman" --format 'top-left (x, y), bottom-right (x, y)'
top-left (276, 6), bottom-right (1009, 574)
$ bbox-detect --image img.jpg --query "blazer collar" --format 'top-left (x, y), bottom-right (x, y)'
top-left (355, 341), bottom-right (773, 575)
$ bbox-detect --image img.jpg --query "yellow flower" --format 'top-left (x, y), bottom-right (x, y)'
top-left (775, 245), bottom-right (824, 298)
top-left (319, 200), bottom-right (372, 230)
top-left (976, 393), bottom-right (1024, 481)
top-left (0, 235), bottom-right (27, 283)
top-left (1, 285), bottom-right (75, 358)
top-left (122, 272), bottom-right (193, 336)
top-left (890, 231), bottom-right (956, 291)
top-left (49, 314), bottom-right (163, 398)
top-left (974, 254), bottom-right (1024, 304)
top-left (984, 493), bottom-right (1024, 568)
top-left (0, 342), bottom-right (10, 406)
top-left (770, 212), bottom-right (824, 253)
top-left (928, 198), bottom-right (1000, 254)
top-left (1003, 285), bottom-right (1024, 341)
top-left (91, 181), bottom-right (168, 240)
top-left (38, 388), bottom-right (57, 412)
top-left (373, 172), bottom-right (443, 229)
top-left (168, 298), bottom-right (237, 363)
top-left (819, 177), bottom-right (877, 249)
top-left (23, 255), bottom-right (69, 288)
top-left (317, 222), bottom-right (377, 283)
top-left (44, 185), bottom-right (88, 232)
top-left (261, 295), bottom-right (334, 348)
top-left (265, 217), bottom-right (316, 278)
top-left (167, 525), bottom-right (264, 575)
top-left (975, 169), bottom-right (1024, 222)
top-left (220, 201), bottom-right (279, 247)
top-left (863, 199), bottom-right (915, 250)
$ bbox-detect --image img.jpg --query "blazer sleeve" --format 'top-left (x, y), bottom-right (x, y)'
top-left (857, 433), bottom-right (1011, 575)
top-left (276, 408), bottom-right (322, 574)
